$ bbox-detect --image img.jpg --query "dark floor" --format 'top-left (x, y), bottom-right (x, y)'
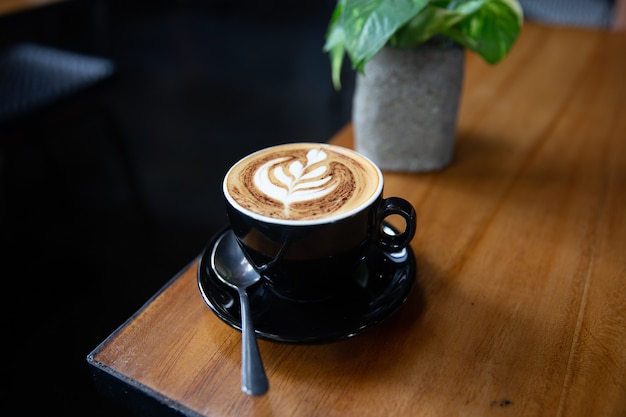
top-left (1, 1), bottom-right (353, 415)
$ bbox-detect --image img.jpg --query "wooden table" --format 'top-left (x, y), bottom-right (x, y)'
top-left (87, 22), bottom-right (626, 417)
top-left (0, 0), bottom-right (69, 16)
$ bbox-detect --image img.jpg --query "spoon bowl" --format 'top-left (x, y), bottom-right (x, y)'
top-left (210, 230), bottom-right (269, 396)
top-left (212, 232), bottom-right (262, 290)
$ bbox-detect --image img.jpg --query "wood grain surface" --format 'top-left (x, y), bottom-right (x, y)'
top-left (89, 22), bottom-right (626, 417)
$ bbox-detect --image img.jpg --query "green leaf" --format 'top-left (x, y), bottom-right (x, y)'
top-left (390, 1), bottom-right (485, 46)
top-left (324, 0), bottom-right (523, 89)
top-left (443, 0), bottom-right (523, 64)
top-left (324, 0), bottom-right (429, 89)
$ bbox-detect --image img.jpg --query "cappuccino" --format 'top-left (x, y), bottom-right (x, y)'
top-left (224, 143), bottom-right (382, 223)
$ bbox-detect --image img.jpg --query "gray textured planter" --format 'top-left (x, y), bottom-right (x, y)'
top-left (353, 44), bottom-right (465, 172)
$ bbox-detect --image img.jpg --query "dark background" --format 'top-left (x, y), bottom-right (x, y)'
top-left (0, 1), bottom-right (354, 415)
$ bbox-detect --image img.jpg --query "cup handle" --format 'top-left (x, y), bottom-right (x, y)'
top-left (375, 197), bottom-right (417, 252)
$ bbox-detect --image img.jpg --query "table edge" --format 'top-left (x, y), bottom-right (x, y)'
top-left (86, 257), bottom-right (203, 417)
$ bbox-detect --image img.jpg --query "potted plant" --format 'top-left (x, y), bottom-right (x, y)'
top-left (324, 0), bottom-right (524, 172)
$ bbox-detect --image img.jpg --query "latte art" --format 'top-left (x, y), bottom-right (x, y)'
top-left (225, 143), bottom-right (382, 222)
top-left (254, 149), bottom-right (338, 216)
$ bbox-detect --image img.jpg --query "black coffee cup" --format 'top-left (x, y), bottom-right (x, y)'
top-left (223, 143), bottom-right (416, 301)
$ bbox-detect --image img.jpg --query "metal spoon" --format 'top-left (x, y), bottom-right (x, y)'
top-left (210, 231), bottom-right (269, 396)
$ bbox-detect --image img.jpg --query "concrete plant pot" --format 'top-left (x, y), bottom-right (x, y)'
top-left (353, 44), bottom-right (465, 172)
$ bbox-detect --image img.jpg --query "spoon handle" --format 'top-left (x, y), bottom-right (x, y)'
top-left (238, 289), bottom-right (269, 396)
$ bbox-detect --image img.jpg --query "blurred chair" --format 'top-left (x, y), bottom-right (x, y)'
top-left (0, 42), bottom-right (148, 224)
top-left (0, 42), bottom-right (115, 125)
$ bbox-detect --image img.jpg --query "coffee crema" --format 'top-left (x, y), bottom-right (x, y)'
top-left (224, 143), bottom-right (382, 222)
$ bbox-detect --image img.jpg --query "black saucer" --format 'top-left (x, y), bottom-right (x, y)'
top-left (197, 225), bottom-right (416, 344)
